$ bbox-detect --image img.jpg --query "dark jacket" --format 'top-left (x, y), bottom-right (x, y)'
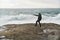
top-left (38, 13), bottom-right (42, 21)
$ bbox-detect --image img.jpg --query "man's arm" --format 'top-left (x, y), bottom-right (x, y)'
top-left (33, 14), bottom-right (38, 16)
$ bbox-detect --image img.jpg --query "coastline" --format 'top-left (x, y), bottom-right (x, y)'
top-left (0, 23), bottom-right (60, 40)
top-left (3, 23), bottom-right (60, 30)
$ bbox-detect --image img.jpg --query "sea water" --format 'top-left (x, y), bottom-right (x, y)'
top-left (0, 8), bottom-right (60, 26)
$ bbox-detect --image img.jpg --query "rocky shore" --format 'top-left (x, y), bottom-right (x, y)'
top-left (0, 23), bottom-right (60, 40)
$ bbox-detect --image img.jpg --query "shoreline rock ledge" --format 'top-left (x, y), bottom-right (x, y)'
top-left (0, 23), bottom-right (60, 40)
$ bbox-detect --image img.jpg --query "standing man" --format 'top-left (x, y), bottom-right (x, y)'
top-left (34, 13), bottom-right (42, 27)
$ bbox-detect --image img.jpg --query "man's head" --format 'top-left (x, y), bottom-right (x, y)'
top-left (39, 13), bottom-right (41, 15)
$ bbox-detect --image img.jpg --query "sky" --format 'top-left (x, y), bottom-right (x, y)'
top-left (0, 0), bottom-right (60, 8)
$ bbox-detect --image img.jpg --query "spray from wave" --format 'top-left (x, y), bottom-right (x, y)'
top-left (0, 13), bottom-right (60, 26)
top-left (0, 8), bottom-right (60, 26)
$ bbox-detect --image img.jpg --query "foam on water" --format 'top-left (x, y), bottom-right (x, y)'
top-left (0, 9), bottom-right (60, 27)
top-left (0, 14), bottom-right (37, 26)
top-left (0, 13), bottom-right (60, 27)
top-left (41, 13), bottom-right (60, 24)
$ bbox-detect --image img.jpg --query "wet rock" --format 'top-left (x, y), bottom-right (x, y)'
top-left (43, 29), bottom-right (60, 40)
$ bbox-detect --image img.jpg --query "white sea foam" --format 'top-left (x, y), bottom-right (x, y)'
top-left (0, 14), bottom-right (37, 26)
top-left (0, 13), bottom-right (60, 27)
top-left (0, 9), bottom-right (60, 26)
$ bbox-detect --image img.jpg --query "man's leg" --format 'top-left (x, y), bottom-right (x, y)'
top-left (39, 21), bottom-right (41, 27)
top-left (35, 21), bottom-right (37, 26)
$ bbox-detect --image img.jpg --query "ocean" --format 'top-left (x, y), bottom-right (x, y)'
top-left (0, 8), bottom-right (60, 26)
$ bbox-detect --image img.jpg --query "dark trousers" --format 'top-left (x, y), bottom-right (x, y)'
top-left (35, 20), bottom-right (41, 27)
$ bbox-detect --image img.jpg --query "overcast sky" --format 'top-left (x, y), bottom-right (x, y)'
top-left (0, 0), bottom-right (60, 8)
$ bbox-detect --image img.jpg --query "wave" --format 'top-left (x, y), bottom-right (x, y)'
top-left (0, 13), bottom-right (60, 26)
top-left (41, 13), bottom-right (60, 24)
top-left (0, 14), bottom-right (37, 26)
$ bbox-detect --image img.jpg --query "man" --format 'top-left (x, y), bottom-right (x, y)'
top-left (34, 13), bottom-right (42, 27)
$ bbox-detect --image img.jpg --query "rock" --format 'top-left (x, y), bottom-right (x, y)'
top-left (43, 29), bottom-right (60, 40)
top-left (0, 23), bottom-right (60, 40)
top-left (0, 36), bottom-right (5, 38)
